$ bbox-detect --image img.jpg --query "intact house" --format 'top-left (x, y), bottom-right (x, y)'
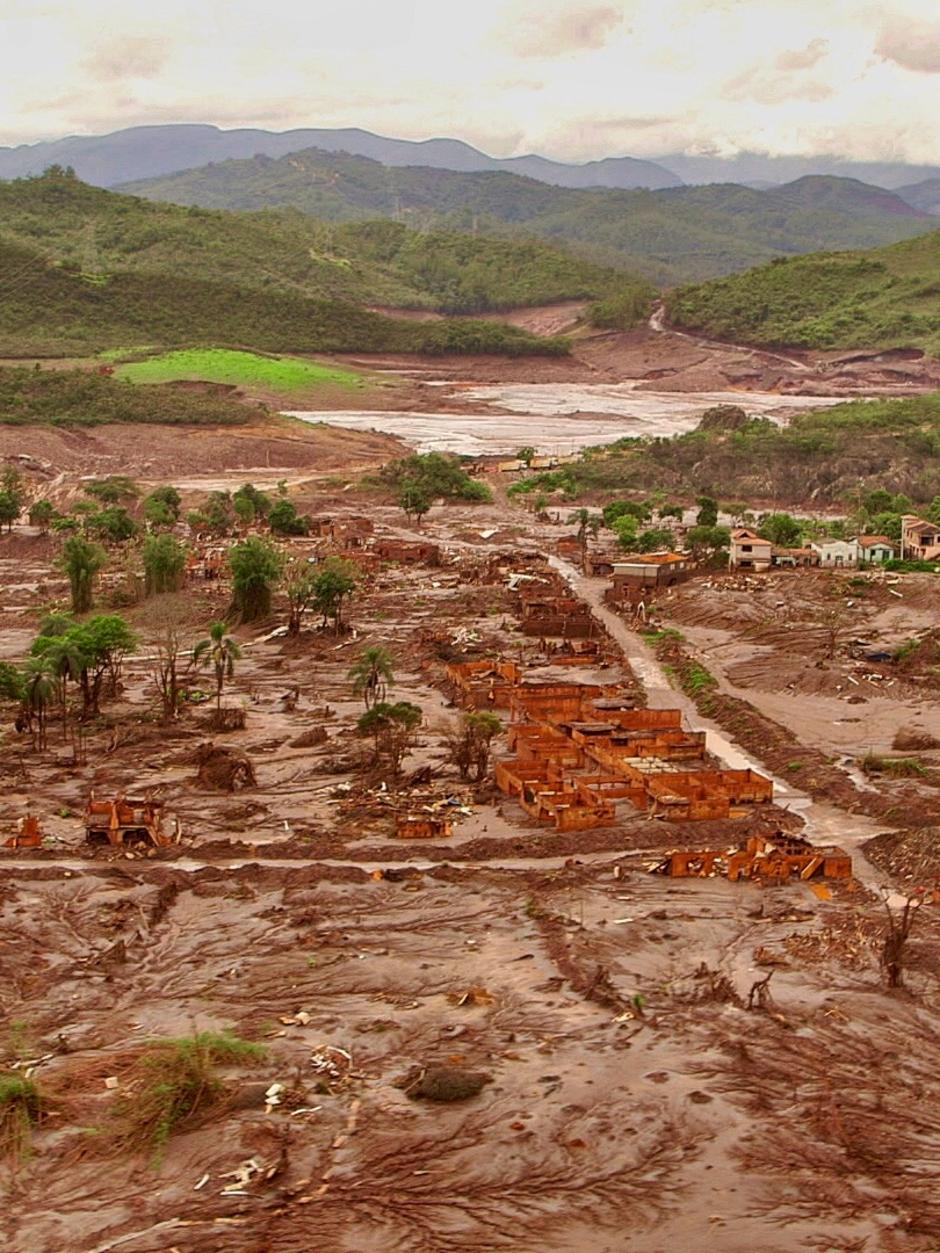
top-left (810, 538), bottom-right (860, 568)
top-left (901, 516), bottom-right (940, 562)
top-left (729, 528), bottom-right (772, 571)
top-left (857, 535), bottom-right (895, 564)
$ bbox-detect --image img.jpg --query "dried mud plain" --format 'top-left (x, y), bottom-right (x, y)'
top-left (1, 427), bottom-right (940, 1253)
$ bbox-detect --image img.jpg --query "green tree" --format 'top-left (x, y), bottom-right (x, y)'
top-left (233, 482), bottom-right (272, 521)
top-left (84, 476), bottom-right (139, 505)
top-left (657, 502), bottom-right (684, 521)
top-left (686, 524), bottom-right (731, 560)
top-left (602, 499), bottom-right (651, 528)
top-left (188, 491), bottom-right (234, 537)
top-left (348, 646), bottom-right (395, 709)
top-left (37, 616), bottom-right (138, 718)
top-left (446, 710), bottom-right (502, 781)
top-left (144, 485), bottom-right (182, 528)
top-left (88, 506), bottom-right (139, 544)
top-left (20, 658), bottom-right (55, 751)
top-left (613, 515), bottom-right (640, 551)
top-left (268, 499), bottom-right (309, 536)
top-left (283, 559), bottom-right (317, 635)
top-left (28, 500), bottom-right (56, 534)
top-left (635, 527), bottom-right (674, 552)
top-left (143, 533), bottom-right (187, 595)
top-left (696, 496), bottom-right (719, 527)
top-left (356, 700), bottom-right (422, 774)
top-left (517, 446), bottom-right (536, 467)
top-left (0, 490), bottom-right (20, 532)
top-left (312, 558), bottom-right (357, 633)
top-left (193, 621), bottom-right (242, 714)
top-left (758, 513), bottom-right (802, 547)
top-left (60, 535), bottom-right (107, 613)
top-left (228, 536), bottom-right (283, 623)
top-left (398, 482), bottom-right (432, 526)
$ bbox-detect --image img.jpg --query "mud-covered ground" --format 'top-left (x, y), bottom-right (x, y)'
top-left (2, 463), bottom-right (940, 1251)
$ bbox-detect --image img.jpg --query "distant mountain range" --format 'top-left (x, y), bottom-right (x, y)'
top-left (0, 123), bottom-right (681, 192)
top-left (6, 124), bottom-right (940, 201)
top-left (119, 148), bottom-right (934, 284)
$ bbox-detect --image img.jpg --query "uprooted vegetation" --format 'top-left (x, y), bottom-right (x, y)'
top-left (0, 1073), bottom-right (44, 1164)
top-left (113, 1031), bottom-right (266, 1156)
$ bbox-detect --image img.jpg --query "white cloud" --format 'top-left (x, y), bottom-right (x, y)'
top-left (0, 1), bottom-right (938, 164)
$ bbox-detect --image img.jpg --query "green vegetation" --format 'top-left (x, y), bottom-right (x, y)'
top-left (0, 1073), bottom-right (43, 1163)
top-left (0, 366), bottom-right (257, 427)
top-left (121, 152), bottom-right (935, 285)
top-left (228, 536), bottom-right (283, 622)
top-left (193, 622), bottom-right (242, 713)
top-left (117, 1031), bottom-right (265, 1157)
top-left (143, 534), bottom-right (187, 595)
top-left (447, 710), bottom-right (502, 782)
top-left (378, 452), bottom-right (492, 506)
top-left (115, 348), bottom-right (365, 393)
top-left (312, 558), bottom-right (358, 633)
top-left (862, 753), bottom-right (928, 778)
top-left (506, 393), bottom-right (940, 506)
top-left (60, 535), bottom-right (107, 612)
top-left (0, 173), bottom-right (590, 356)
top-left (348, 646), bottom-right (395, 709)
top-left (357, 700), bottom-right (423, 774)
top-left (666, 228), bottom-right (940, 355)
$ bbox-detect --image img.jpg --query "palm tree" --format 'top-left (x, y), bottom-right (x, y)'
top-left (21, 659), bottom-right (55, 751)
top-left (348, 646), bottom-right (395, 709)
top-left (193, 621), bottom-right (242, 713)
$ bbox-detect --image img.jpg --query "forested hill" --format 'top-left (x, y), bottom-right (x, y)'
top-left (0, 169), bottom-right (656, 355)
top-left (120, 149), bottom-right (935, 284)
top-left (665, 228), bottom-right (940, 356)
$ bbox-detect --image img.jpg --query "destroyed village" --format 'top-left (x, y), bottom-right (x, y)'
top-left (7, 6), bottom-right (940, 1251)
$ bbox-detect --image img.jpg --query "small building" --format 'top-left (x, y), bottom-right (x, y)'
top-left (901, 516), bottom-right (940, 562)
top-left (772, 546), bottom-right (818, 568)
top-left (858, 535), bottom-right (895, 564)
top-left (611, 552), bottom-right (691, 592)
top-left (729, 528), bottom-right (772, 571)
top-left (810, 538), bottom-right (860, 568)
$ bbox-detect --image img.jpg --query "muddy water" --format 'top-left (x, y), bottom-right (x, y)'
top-left (287, 385), bottom-right (846, 456)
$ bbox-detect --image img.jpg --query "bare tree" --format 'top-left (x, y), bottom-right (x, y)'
top-left (879, 886), bottom-right (926, 989)
top-left (152, 625), bottom-right (189, 722)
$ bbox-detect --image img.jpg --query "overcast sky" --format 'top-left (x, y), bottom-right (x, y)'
top-left (2, 0), bottom-right (939, 162)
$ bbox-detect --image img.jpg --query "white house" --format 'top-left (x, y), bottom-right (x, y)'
top-left (857, 535), bottom-right (895, 564)
top-left (810, 538), bottom-right (860, 568)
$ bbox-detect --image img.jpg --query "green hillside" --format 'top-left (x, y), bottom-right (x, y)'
top-left (0, 365), bottom-right (256, 426)
top-left (665, 229), bottom-right (940, 354)
top-left (0, 236), bottom-right (571, 357)
top-left (0, 168), bottom-right (636, 316)
top-left (120, 151), bottom-right (935, 284)
top-left (511, 393), bottom-right (940, 506)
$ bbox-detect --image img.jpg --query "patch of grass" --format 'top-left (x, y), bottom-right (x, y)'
top-left (787, 761), bottom-right (805, 772)
top-left (642, 627), bottom-right (683, 644)
top-left (0, 1073), bottom-right (44, 1163)
top-left (861, 753), bottom-right (928, 778)
top-left (115, 348), bottom-right (364, 393)
top-left (116, 1030), bottom-right (266, 1158)
top-left (682, 661), bottom-right (717, 696)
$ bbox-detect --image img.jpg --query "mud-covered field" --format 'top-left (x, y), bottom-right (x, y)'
top-left (2, 455), bottom-right (939, 1251)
